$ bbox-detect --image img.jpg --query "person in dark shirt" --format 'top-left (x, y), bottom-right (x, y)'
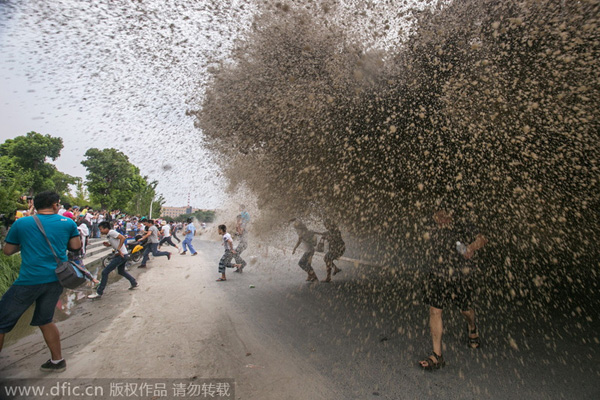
top-left (321, 219), bottom-right (345, 283)
top-left (419, 208), bottom-right (488, 371)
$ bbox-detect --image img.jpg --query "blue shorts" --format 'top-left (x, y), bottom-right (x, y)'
top-left (0, 281), bottom-right (63, 333)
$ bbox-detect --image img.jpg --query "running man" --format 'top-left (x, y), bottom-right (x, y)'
top-left (233, 214), bottom-right (248, 273)
top-left (88, 221), bottom-right (138, 299)
top-left (181, 218), bottom-right (198, 256)
top-left (158, 220), bottom-right (180, 252)
top-left (291, 220), bottom-right (319, 282)
top-left (138, 219), bottom-right (171, 268)
top-left (217, 224), bottom-right (240, 281)
top-left (171, 221), bottom-right (182, 243)
top-left (321, 219), bottom-right (346, 283)
top-left (418, 206), bottom-right (488, 371)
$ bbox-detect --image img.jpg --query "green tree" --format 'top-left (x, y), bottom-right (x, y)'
top-left (0, 131), bottom-right (70, 194)
top-left (81, 148), bottom-right (139, 210)
top-left (0, 156), bottom-right (29, 222)
top-left (173, 210), bottom-right (215, 223)
top-left (128, 175), bottom-right (165, 218)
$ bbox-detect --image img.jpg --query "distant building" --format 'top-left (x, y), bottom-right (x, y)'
top-left (160, 206), bottom-right (200, 219)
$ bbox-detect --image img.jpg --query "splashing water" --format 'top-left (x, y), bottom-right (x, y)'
top-left (193, 0), bottom-right (600, 293)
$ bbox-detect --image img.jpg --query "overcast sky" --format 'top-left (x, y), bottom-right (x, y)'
top-left (0, 0), bottom-right (258, 209)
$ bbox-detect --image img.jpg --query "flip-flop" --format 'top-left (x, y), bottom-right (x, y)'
top-left (216, 278), bottom-right (227, 282)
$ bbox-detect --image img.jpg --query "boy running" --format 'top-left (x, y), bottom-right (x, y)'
top-left (217, 225), bottom-right (241, 281)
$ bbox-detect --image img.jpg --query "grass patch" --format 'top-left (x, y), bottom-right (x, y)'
top-left (0, 252), bottom-right (21, 296)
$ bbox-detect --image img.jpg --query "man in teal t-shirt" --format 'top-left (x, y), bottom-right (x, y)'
top-left (0, 191), bottom-right (81, 373)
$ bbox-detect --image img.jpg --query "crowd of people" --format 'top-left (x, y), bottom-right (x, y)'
top-left (1, 191), bottom-right (487, 374)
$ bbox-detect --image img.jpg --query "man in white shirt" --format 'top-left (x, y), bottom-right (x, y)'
top-left (158, 221), bottom-right (180, 252)
top-left (88, 221), bottom-right (138, 299)
top-left (138, 219), bottom-right (171, 268)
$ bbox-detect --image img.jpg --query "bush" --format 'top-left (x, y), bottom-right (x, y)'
top-left (0, 252), bottom-right (21, 296)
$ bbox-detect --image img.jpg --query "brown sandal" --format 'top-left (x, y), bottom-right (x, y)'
top-left (468, 326), bottom-right (481, 348)
top-left (418, 352), bottom-right (445, 371)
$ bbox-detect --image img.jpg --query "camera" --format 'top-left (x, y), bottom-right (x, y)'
top-left (26, 196), bottom-right (34, 200)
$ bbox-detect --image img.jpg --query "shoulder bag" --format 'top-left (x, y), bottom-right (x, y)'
top-left (33, 215), bottom-right (89, 289)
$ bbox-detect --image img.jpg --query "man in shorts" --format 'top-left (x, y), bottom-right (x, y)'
top-left (418, 207), bottom-right (488, 371)
top-left (0, 191), bottom-right (81, 372)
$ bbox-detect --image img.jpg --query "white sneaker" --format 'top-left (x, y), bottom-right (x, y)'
top-left (88, 293), bottom-right (102, 299)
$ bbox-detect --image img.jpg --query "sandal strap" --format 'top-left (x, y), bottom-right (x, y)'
top-left (429, 351), bottom-right (443, 364)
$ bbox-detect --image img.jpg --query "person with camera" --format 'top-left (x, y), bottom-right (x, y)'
top-left (14, 195), bottom-right (35, 220)
top-left (0, 191), bottom-right (81, 372)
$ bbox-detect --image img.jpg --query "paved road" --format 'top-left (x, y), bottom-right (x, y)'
top-left (1, 237), bottom-right (598, 399)
top-left (201, 239), bottom-right (600, 399)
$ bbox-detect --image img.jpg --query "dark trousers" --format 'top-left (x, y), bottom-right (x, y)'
top-left (159, 236), bottom-right (178, 247)
top-left (97, 255), bottom-right (136, 295)
top-left (141, 243), bottom-right (170, 265)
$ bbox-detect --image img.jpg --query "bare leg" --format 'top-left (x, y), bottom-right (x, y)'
top-left (461, 308), bottom-right (480, 347)
top-left (419, 306), bottom-right (443, 368)
top-left (0, 333), bottom-right (4, 352)
top-left (461, 309), bottom-right (476, 332)
top-left (430, 306), bottom-right (443, 357)
top-left (39, 323), bottom-right (62, 360)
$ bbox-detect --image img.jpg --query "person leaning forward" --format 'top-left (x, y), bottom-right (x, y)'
top-left (0, 191), bottom-right (82, 373)
top-left (418, 207), bottom-right (488, 371)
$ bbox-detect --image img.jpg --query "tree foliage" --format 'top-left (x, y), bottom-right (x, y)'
top-left (0, 131), bottom-right (73, 194)
top-left (0, 132), bottom-right (75, 227)
top-left (81, 148), bottom-right (140, 210)
top-left (81, 148), bottom-right (164, 214)
top-left (172, 210), bottom-right (216, 223)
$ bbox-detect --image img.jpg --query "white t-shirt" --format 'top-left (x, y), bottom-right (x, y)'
top-left (222, 232), bottom-right (233, 250)
top-left (78, 223), bottom-right (89, 237)
top-left (162, 224), bottom-right (171, 237)
top-left (107, 229), bottom-right (128, 254)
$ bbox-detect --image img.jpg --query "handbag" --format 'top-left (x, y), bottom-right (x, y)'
top-left (33, 215), bottom-right (88, 289)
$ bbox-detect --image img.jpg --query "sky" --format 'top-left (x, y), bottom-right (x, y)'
top-left (0, 0), bottom-right (257, 209)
